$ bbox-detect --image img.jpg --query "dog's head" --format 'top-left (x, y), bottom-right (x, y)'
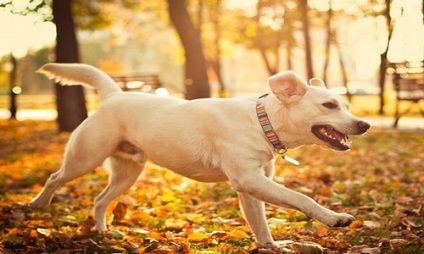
top-left (268, 71), bottom-right (370, 151)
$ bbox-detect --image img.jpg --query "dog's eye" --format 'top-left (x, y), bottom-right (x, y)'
top-left (322, 102), bottom-right (338, 109)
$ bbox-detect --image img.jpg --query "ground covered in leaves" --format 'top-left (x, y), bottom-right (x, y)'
top-left (0, 120), bottom-right (423, 253)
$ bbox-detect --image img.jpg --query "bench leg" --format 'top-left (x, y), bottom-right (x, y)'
top-left (393, 100), bottom-right (424, 128)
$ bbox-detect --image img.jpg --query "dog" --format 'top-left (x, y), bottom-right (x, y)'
top-left (30, 63), bottom-right (370, 248)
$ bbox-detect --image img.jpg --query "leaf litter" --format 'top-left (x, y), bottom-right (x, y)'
top-left (0, 120), bottom-right (423, 253)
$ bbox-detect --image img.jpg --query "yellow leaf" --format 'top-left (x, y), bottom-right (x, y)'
top-left (229, 229), bottom-right (248, 239)
top-left (186, 213), bottom-right (205, 223)
top-left (187, 232), bottom-right (206, 242)
top-left (331, 182), bottom-right (346, 193)
top-left (161, 193), bottom-right (177, 203)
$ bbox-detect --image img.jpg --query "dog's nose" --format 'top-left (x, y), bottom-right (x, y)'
top-left (357, 121), bottom-right (370, 133)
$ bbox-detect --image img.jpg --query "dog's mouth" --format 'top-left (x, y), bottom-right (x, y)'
top-left (312, 125), bottom-right (351, 151)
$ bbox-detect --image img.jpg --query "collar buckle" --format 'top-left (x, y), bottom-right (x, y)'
top-left (278, 145), bottom-right (288, 155)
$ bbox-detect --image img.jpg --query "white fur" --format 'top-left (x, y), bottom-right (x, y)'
top-left (30, 64), bottom-right (369, 248)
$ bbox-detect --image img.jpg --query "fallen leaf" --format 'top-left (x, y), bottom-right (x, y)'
top-left (147, 231), bottom-right (166, 241)
top-left (164, 218), bottom-right (188, 230)
top-left (363, 220), bottom-right (381, 229)
top-left (292, 241), bottom-right (325, 254)
top-left (36, 228), bottom-right (51, 236)
top-left (315, 226), bottom-right (328, 237)
top-left (351, 245), bottom-right (381, 254)
top-left (229, 229), bottom-right (248, 239)
top-left (29, 229), bottom-right (38, 238)
top-left (349, 220), bottom-right (364, 228)
top-left (187, 232), bottom-right (206, 242)
top-left (80, 216), bottom-right (96, 232)
top-left (170, 242), bottom-right (191, 254)
top-left (320, 187), bottom-right (332, 196)
top-left (112, 202), bottom-right (128, 221)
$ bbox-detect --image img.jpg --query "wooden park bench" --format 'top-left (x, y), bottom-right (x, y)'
top-left (388, 62), bottom-right (424, 127)
top-left (109, 73), bottom-right (162, 92)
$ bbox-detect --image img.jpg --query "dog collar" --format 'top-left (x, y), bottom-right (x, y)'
top-left (256, 94), bottom-right (288, 155)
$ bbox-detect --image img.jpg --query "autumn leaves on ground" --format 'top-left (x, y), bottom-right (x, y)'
top-left (0, 120), bottom-right (423, 254)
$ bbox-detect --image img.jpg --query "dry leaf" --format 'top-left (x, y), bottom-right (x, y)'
top-left (112, 202), bottom-right (128, 221)
top-left (363, 220), bottom-right (381, 229)
top-left (187, 232), bottom-right (206, 242)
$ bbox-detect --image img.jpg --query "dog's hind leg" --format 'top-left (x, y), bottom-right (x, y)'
top-left (30, 116), bottom-right (120, 209)
top-left (94, 156), bottom-right (145, 231)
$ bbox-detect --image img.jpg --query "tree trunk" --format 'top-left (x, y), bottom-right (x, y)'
top-left (283, 2), bottom-right (294, 71)
top-left (256, 0), bottom-right (277, 76)
top-left (9, 54), bottom-right (18, 119)
top-left (210, 1), bottom-right (227, 97)
top-left (167, 0), bottom-right (210, 99)
top-left (323, 2), bottom-right (332, 84)
top-left (378, 0), bottom-right (393, 115)
top-left (299, 0), bottom-right (314, 79)
top-left (335, 39), bottom-right (351, 101)
top-left (53, 0), bottom-right (87, 132)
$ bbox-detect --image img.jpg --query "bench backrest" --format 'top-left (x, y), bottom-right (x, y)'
top-left (109, 74), bottom-right (162, 91)
top-left (390, 62), bottom-right (424, 101)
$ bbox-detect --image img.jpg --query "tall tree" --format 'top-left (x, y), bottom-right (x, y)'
top-left (206, 0), bottom-right (227, 97)
top-left (0, 0), bottom-right (88, 132)
top-left (299, 0), bottom-right (314, 79)
top-left (322, 2), bottom-right (332, 85)
top-left (378, 0), bottom-right (393, 115)
top-left (254, 0), bottom-right (290, 76)
top-left (321, 1), bottom-right (350, 100)
top-left (53, 0), bottom-right (87, 132)
top-left (167, 0), bottom-right (210, 99)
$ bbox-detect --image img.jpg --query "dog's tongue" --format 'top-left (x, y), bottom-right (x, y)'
top-left (333, 130), bottom-right (346, 141)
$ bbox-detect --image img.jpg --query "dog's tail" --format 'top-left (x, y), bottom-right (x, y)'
top-left (37, 63), bottom-right (122, 101)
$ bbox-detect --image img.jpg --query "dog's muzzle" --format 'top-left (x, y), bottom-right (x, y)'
top-left (312, 121), bottom-right (370, 151)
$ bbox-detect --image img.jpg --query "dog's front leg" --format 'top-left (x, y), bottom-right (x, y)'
top-left (229, 170), bottom-right (354, 228)
top-left (239, 193), bottom-right (275, 247)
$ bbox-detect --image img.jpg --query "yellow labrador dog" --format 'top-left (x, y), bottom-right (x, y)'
top-left (31, 63), bottom-right (370, 248)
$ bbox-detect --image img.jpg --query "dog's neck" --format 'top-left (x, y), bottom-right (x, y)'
top-left (257, 94), bottom-right (312, 150)
top-left (256, 94), bottom-right (288, 154)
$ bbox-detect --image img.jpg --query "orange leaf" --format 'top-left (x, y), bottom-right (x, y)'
top-left (349, 220), bottom-right (364, 228)
top-left (113, 202), bottom-right (128, 221)
top-left (8, 228), bottom-right (21, 235)
top-left (29, 229), bottom-right (38, 238)
top-left (320, 187), bottom-right (332, 196)
top-left (147, 231), bottom-right (166, 241)
top-left (316, 226), bottom-right (328, 237)
top-left (129, 210), bottom-right (150, 223)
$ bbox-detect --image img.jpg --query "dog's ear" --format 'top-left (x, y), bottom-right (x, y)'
top-left (268, 71), bottom-right (308, 103)
top-left (309, 78), bottom-right (326, 88)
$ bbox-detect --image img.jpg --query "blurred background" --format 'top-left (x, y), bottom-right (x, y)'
top-left (0, 0), bottom-right (423, 131)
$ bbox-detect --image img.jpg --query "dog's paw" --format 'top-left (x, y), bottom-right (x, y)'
top-left (28, 198), bottom-right (50, 209)
top-left (251, 241), bottom-right (292, 254)
top-left (328, 212), bottom-right (354, 227)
